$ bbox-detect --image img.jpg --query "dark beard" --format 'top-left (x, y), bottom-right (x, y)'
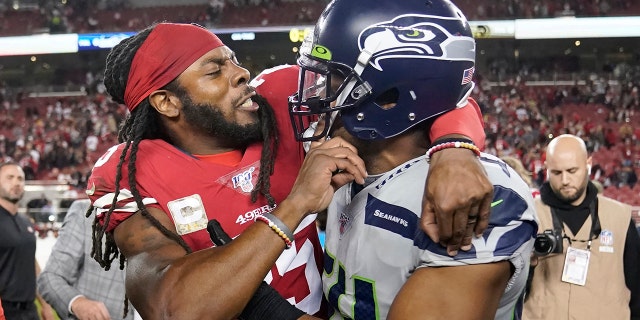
top-left (1, 194), bottom-right (21, 204)
top-left (552, 181), bottom-right (587, 204)
top-left (179, 93), bottom-right (262, 149)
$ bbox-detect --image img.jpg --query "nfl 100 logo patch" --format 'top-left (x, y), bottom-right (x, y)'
top-left (232, 167), bottom-right (256, 193)
top-left (339, 211), bottom-right (351, 235)
top-left (216, 162), bottom-right (261, 195)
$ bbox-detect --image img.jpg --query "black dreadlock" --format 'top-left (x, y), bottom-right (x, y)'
top-left (86, 23), bottom-right (280, 316)
top-left (250, 93), bottom-right (279, 205)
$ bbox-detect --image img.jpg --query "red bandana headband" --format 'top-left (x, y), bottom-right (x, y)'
top-left (124, 23), bottom-right (224, 111)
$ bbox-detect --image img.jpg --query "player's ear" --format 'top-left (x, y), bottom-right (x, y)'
top-left (149, 90), bottom-right (180, 118)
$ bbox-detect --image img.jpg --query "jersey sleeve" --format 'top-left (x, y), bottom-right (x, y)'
top-left (414, 155), bottom-right (538, 266)
top-left (251, 64), bottom-right (299, 109)
top-left (86, 144), bottom-right (159, 233)
top-left (429, 97), bottom-right (486, 149)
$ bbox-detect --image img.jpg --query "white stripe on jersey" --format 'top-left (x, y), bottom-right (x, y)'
top-left (92, 188), bottom-right (157, 217)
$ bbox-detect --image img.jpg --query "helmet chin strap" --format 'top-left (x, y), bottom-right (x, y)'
top-left (302, 121), bottom-right (318, 152)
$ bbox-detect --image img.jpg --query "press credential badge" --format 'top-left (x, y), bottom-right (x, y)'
top-left (561, 246), bottom-right (590, 286)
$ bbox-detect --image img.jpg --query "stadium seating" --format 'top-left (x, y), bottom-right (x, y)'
top-left (2, 0), bottom-right (640, 36)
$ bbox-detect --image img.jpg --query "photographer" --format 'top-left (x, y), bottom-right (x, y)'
top-left (524, 134), bottom-right (640, 319)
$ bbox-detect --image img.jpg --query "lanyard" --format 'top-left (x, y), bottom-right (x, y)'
top-left (551, 198), bottom-right (601, 251)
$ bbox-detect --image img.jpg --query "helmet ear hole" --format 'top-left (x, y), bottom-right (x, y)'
top-left (375, 88), bottom-right (399, 110)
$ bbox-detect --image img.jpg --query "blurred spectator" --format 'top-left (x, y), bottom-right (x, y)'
top-left (26, 194), bottom-right (48, 222)
top-left (592, 179), bottom-right (604, 193)
top-left (85, 133), bottom-right (98, 153)
top-left (37, 199), bottom-right (136, 320)
top-left (207, 0), bottom-right (225, 24)
top-left (501, 155), bottom-right (541, 198)
top-left (39, 199), bottom-right (55, 223)
top-left (619, 119), bottom-right (634, 140)
top-left (0, 162), bottom-right (55, 320)
top-left (605, 163), bottom-right (634, 188)
top-left (590, 163), bottom-right (607, 184)
top-left (48, 8), bottom-right (67, 33)
top-left (617, 164), bottom-right (639, 189)
top-left (605, 128), bottom-right (618, 149)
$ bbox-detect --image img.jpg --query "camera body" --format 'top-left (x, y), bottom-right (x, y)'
top-left (533, 229), bottom-right (564, 256)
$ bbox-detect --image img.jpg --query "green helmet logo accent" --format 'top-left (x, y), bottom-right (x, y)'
top-left (402, 29), bottom-right (424, 38)
top-left (311, 45), bottom-right (332, 60)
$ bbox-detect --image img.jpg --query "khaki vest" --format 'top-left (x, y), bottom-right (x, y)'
top-left (523, 196), bottom-right (631, 319)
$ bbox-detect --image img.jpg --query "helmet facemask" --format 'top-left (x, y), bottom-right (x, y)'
top-left (289, 53), bottom-right (372, 142)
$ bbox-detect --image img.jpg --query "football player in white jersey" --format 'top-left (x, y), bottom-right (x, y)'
top-left (288, 0), bottom-right (539, 319)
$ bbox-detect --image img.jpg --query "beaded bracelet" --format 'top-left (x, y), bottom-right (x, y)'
top-left (425, 140), bottom-right (481, 163)
top-left (255, 213), bottom-right (293, 249)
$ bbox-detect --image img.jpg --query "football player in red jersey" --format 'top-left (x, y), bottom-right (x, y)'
top-left (86, 22), bottom-right (489, 319)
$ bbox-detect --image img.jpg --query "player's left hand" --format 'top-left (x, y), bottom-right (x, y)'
top-left (421, 147), bottom-right (492, 256)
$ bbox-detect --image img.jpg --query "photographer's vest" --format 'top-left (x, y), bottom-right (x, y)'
top-left (523, 196), bottom-right (631, 319)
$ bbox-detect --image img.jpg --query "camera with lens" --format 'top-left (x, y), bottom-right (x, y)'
top-left (533, 229), bottom-right (563, 256)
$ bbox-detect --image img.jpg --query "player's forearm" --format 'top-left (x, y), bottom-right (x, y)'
top-left (388, 262), bottom-right (510, 319)
top-left (125, 207), bottom-right (308, 319)
top-left (136, 234), bottom-right (285, 318)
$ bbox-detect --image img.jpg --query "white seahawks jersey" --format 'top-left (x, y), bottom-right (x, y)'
top-left (322, 153), bottom-right (538, 320)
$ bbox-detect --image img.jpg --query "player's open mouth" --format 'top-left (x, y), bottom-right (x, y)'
top-left (238, 98), bottom-right (258, 111)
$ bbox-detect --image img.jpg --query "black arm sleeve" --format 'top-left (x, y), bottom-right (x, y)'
top-left (623, 219), bottom-right (640, 319)
top-left (206, 220), bottom-right (306, 320)
top-left (239, 281), bottom-right (306, 320)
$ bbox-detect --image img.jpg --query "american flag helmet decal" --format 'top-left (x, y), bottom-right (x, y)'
top-left (462, 66), bottom-right (474, 85)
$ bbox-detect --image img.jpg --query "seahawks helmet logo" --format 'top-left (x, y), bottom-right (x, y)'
top-left (358, 14), bottom-right (475, 71)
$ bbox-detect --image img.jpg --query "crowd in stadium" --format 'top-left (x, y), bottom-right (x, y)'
top-left (0, 0), bottom-right (639, 37)
top-left (473, 74), bottom-right (640, 200)
top-left (0, 86), bottom-right (125, 187)
top-left (458, 0), bottom-right (635, 20)
top-left (0, 68), bottom-right (639, 205)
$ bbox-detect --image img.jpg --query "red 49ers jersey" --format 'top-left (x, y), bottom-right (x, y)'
top-left (87, 64), bottom-right (323, 314)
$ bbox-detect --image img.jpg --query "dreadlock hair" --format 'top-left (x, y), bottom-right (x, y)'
top-left (249, 93), bottom-right (279, 205)
top-left (87, 22), bottom-right (280, 272)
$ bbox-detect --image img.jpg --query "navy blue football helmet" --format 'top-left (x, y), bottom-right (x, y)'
top-left (289, 0), bottom-right (476, 141)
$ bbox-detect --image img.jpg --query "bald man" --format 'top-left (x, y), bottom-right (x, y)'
top-left (523, 134), bottom-right (640, 319)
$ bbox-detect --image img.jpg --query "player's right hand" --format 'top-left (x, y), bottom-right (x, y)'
top-left (288, 137), bottom-right (366, 216)
top-left (421, 147), bottom-right (492, 256)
